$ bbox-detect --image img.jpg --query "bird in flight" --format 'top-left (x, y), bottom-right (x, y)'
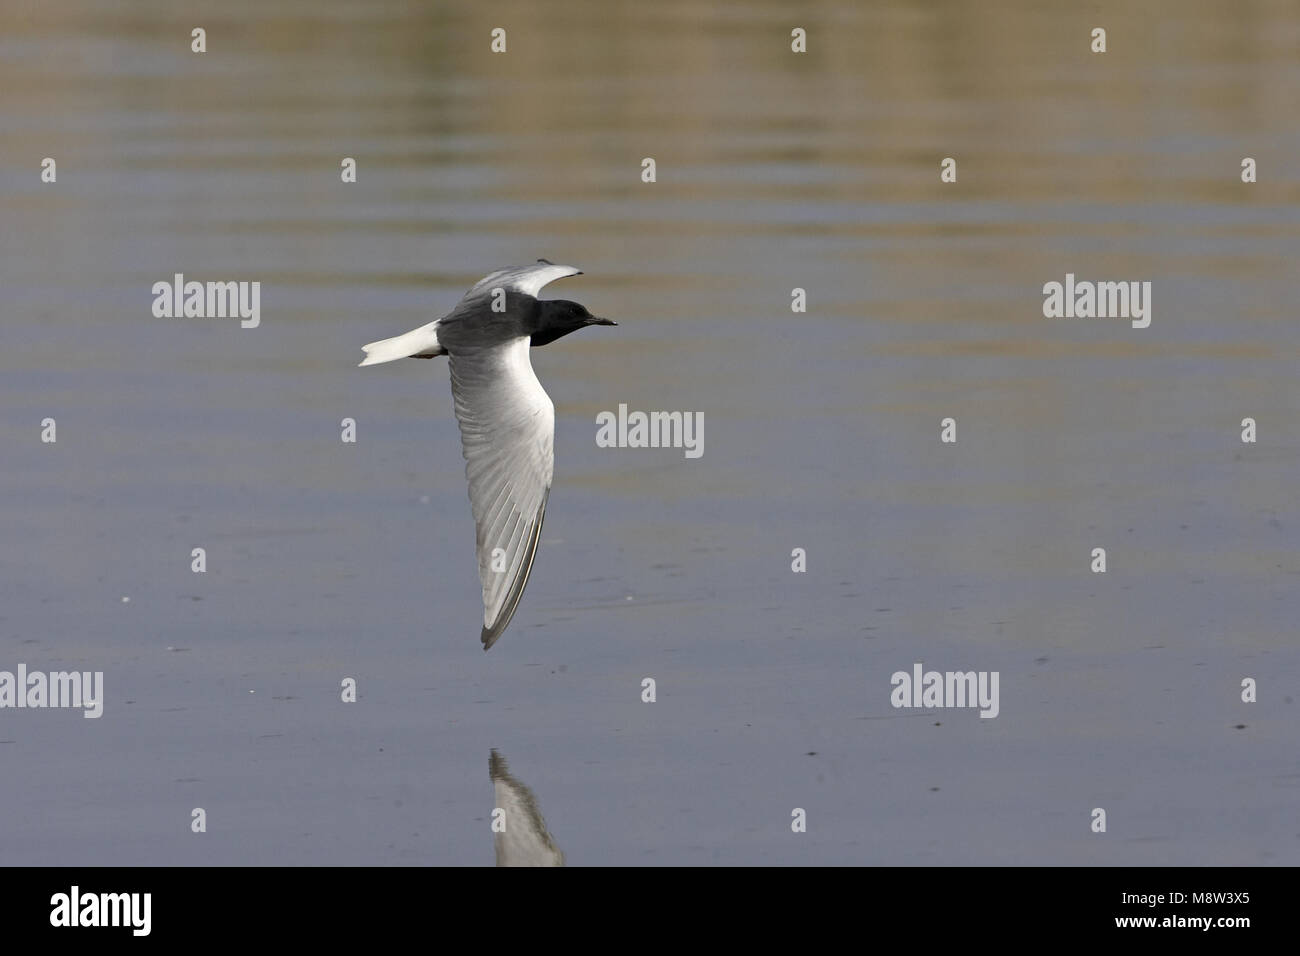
top-left (360, 260), bottom-right (616, 649)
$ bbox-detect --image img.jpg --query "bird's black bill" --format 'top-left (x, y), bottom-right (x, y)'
top-left (589, 317), bottom-right (617, 326)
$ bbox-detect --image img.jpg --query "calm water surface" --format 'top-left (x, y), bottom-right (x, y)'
top-left (2, 0), bottom-right (1298, 864)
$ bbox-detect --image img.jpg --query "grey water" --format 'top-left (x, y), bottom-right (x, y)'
top-left (1, 0), bottom-right (1298, 865)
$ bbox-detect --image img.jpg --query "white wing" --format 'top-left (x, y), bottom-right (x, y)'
top-left (468, 259), bottom-right (582, 299)
top-left (449, 338), bottom-right (555, 648)
top-left (491, 751), bottom-right (564, 867)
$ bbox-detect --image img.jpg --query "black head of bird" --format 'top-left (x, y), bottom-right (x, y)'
top-left (530, 299), bottom-right (617, 347)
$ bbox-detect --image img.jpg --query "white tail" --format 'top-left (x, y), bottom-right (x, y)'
top-left (359, 321), bottom-right (444, 366)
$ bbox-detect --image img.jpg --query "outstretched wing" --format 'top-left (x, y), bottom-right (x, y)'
top-left (448, 337), bottom-right (555, 649)
top-left (468, 259), bottom-right (582, 299)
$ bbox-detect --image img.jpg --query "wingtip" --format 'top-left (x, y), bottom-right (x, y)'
top-left (536, 257), bottom-right (581, 276)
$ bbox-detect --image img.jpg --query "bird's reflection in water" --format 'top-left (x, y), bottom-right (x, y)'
top-left (490, 750), bottom-right (565, 867)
